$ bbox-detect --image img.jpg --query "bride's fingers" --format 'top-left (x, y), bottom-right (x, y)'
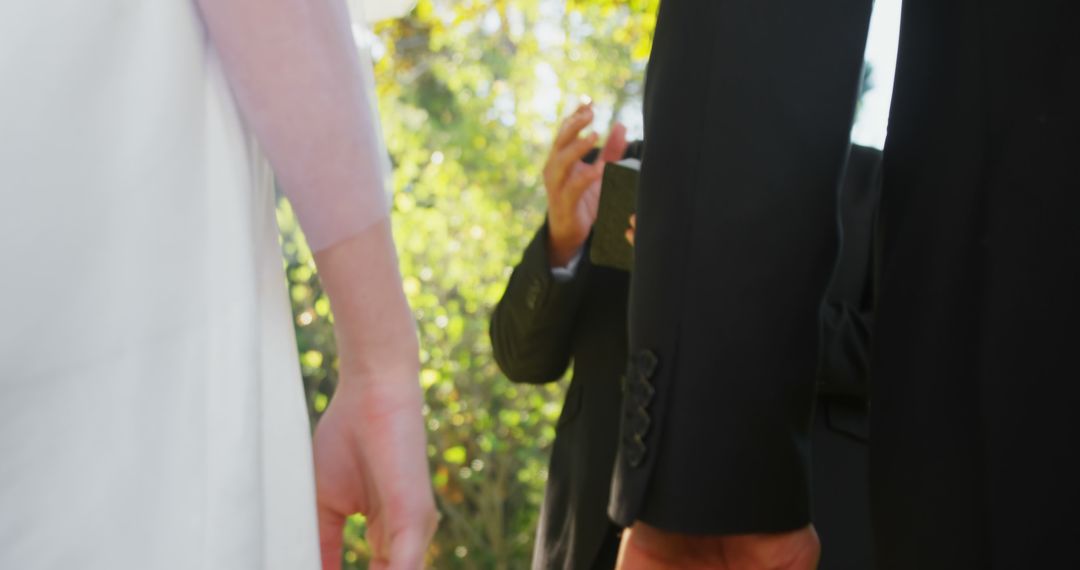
top-left (318, 508), bottom-right (345, 570)
top-left (367, 524), bottom-right (432, 570)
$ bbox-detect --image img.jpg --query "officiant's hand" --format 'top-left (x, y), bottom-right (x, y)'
top-left (312, 220), bottom-right (438, 570)
top-left (544, 101), bottom-right (628, 267)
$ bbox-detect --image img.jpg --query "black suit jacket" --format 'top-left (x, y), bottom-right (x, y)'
top-left (489, 142), bottom-right (644, 570)
top-left (618, 0), bottom-right (1080, 567)
top-left (819, 144), bottom-right (882, 405)
top-left (610, 0), bottom-right (875, 535)
top-left (490, 224), bottom-right (629, 570)
top-left (492, 144), bottom-right (882, 570)
top-left (870, 1), bottom-right (1080, 567)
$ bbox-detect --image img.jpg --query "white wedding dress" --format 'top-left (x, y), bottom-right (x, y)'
top-left (0, 0), bottom-right (411, 568)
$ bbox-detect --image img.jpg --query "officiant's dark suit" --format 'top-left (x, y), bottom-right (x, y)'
top-left (491, 142), bottom-right (882, 570)
top-left (489, 143), bottom-right (644, 570)
top-left (613, 0), bottom-right (1080, 567)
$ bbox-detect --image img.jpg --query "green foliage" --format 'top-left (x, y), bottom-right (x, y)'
top-left (279, 0), bottom-right (656, 567)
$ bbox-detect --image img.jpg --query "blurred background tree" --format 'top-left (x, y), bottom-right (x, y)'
top-left (277, 0), bottom-right (658, 567)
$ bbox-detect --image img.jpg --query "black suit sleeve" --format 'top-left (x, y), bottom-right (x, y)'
top-left (609, 0), bottom-right (875, 534)
top-left (490, 223), bottom-right (589, 384)
top-left (491, 142), bottom-right (640, 383)
top-left (818, 303), bottom-right (873, 400)
top-left (818, 145), bottom-right (883, 401)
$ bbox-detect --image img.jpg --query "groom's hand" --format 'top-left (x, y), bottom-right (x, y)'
top-left (617, 522), bottom-right (820, 570)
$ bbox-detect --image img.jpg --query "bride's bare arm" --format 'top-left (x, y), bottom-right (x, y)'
top-left (196, 0), bottom-right (389, 251)
top-left (196, 0), bottom-right (435, 568)
top-left (312, 221), bottom-right (436, 570)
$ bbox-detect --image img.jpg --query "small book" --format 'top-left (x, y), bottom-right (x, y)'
top-left (589, 158), bottom-right (639, 272)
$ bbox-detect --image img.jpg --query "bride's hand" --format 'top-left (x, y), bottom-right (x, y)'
top-left (311, 220), bottom-right (438, 570)
top-left (314, 376), bottom-right (436, 570)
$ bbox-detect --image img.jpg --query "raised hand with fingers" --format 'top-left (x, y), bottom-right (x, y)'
top-left (543, 101), bottom-right (629, 267)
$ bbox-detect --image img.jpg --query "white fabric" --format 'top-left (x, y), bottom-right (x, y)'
top-left (0, 0), bottom-right (387, 567)
top-left (355, 0), bottom-right (416, 24)
top-left (551, 247), bottom-right (585, 282)
top-left (197, 0), bottom-right (391, 251)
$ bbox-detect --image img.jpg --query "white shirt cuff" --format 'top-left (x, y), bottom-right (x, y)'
top-left (550, 247), bottom-right (585, 282)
